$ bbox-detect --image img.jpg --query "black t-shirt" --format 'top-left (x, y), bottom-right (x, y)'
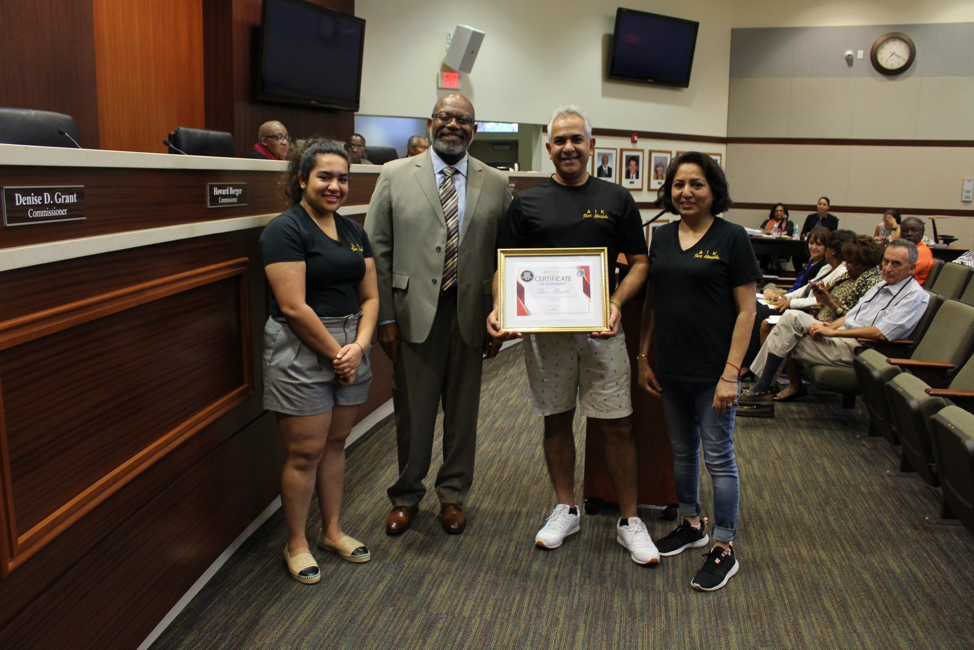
top-left (260, 204), bottom-right (373, 318)
top-left (649, 218), bottom-right (762, 382)
top-left (497, 176), bottom-right (647, 292)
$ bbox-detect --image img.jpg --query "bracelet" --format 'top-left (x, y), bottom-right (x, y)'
top-left (353, 341), bottom-right (365, 354)
top-left (724, 361), bottom-right (741, 375)
top-left (609, 298), bottom-right (622, 309)
top-left (719, 376), bottom-right (739, 383)
top-left (636, 354), bottom-right (648, 360)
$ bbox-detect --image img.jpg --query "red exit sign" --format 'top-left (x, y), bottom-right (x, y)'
top-left (438, 71), bottom-right (461, 89)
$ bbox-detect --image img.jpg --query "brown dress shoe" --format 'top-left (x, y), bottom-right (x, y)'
top-left (386, 505), bottom-right (418, 535)
top-left (440, 503), bottom-right (466, 534)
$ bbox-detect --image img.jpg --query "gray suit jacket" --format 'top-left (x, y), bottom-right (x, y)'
top-left (365, 151), bottom-right (511, 347)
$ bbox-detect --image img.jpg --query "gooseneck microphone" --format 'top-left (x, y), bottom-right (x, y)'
top-left (163, 139), bottom-right (188, 155)
top-left (58, 129), bottom-right (82, 149)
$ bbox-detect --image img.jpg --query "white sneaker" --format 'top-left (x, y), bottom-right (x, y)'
top-left (535, 504), bottom-right (580, 549)
top-left (616, 517), bottom-right (660, 565)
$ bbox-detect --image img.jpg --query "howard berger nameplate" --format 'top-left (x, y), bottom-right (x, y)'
top-left (207, 183), bottom-right (247, 208)
top-left (2, 186), bottom-right (86, 226)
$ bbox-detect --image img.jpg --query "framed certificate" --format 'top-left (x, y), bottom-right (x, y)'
top-left (497, 248), bottom-right (609, 333)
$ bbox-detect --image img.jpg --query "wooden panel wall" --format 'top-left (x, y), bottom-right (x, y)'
top-left (0, 230), bottom-right (279, 648)
top-left (93, 0), bottom-right (206, 153)
top-left (0, 1), bottom-right (100, 147)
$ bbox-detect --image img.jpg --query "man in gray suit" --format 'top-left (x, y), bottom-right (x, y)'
top-left (366, 94), bottom-right (511, 535)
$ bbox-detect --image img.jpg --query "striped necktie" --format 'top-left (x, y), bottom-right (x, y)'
top-left (439, 166), bottom-right (459, 291)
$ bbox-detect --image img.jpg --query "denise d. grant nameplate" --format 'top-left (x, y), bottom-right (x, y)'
top-left (207, 183), bottom-right (247, 208)
top-left (2, 186), bottom-right (86, 226)
top-left (498, 247), bottom-right (609, 333)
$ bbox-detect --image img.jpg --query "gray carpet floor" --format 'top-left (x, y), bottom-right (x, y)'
top-left (152, 345), bottom-right (974, 650)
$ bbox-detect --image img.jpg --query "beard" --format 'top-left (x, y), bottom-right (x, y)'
top-left (430, 127), bottom-right (469, 157)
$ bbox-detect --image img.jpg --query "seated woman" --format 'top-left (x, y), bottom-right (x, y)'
top-left (744, 228), bottom-right (840, 372)
top-left (758, 203), bottom-right (797, 273)
top-left (751, 235), bottom-right (884, 403)
top-left (761, 203), bottom-right (795, 237)
top-left (874, 208), bottom-right (901, 244)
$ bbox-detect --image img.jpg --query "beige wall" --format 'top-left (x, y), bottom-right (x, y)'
top-left (356, 0), bottom-right (733, 137)
top-left (731, 0), bottom-right (974, 28)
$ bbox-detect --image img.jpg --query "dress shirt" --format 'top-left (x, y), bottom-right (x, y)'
top-left (431, 148), bottom-right (468, 235)
top-left (844, 276), bottom-right (929, 342)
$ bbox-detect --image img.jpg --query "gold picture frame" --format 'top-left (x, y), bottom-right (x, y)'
top-left (497, 247), bottom-right (610, 333)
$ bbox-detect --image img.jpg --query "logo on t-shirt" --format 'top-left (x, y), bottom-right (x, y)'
top-left (582, 209), bottom-right (609, 220)
top-left (350, 243), bottom-right (364, 253)
top-left (693, 249), bottom-right (721, 260)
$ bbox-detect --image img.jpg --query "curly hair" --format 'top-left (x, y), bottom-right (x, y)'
top-left (656, 151), bottom-right (732, 215)
top-left (826, 229), bottom-right (856, 261)
top-left (282, 139), bottom-right (349, 205)
top-left (841, 234), bottom-right (883, 267)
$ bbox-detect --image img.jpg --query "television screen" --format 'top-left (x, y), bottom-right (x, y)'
top-left (258, 0), bottom-right (366, 111)
top-left (608, 8), bottom-right (699, 88)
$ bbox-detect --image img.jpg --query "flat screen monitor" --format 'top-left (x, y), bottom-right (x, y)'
top-left (258, 0), bottom-right (366, 111)
top-left (607, 8), bottom-right (699, 88)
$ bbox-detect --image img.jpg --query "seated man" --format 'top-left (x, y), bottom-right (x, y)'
top-left (248, 121), bottom-right (289, 160)
top-left (739, 240), bottom-right (928, 417)
top-left (406, 134), bottom-right (429, 157)
top-left (345, 133), bottom-right (373, 164)
top-left (900, 216), bottom-right (933, 285)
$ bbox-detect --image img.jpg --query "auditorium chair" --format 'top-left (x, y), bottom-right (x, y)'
top-left (885, 353), bottom-right (974, 484)
top-left (807, 289), bottom-right (941, 410)
top-left (853, 299), bottom-right (974, 444)
top-left (167, 127), bottom-right (234, 157)
top-left (930, 406), bottom-right (974, 533)
top-left (0, 107), bottom-right (81, 147)
top-left (927, 262), bottom-right (973, 300)
top-left (925, 259), bottom-right (945, 288)
top-left (960, 274), bottom-right (974, 307)
top-left (364, 145), bottom-right (399, 165)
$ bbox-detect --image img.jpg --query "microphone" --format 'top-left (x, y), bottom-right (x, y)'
top-left (163, 139), bottom-right (188, 155)
top-left (58, 129), bottom-right (82, 149)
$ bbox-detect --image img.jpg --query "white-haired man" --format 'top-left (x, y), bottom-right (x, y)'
top-left (487, 106), bottom-right (654, 564)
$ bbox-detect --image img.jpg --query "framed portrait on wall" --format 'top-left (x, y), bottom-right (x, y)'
top-left (648, 150), bottom-right (671, 190)
top-left (620, 149), bottom-right (643, 191)
top-left (592, 148), bottom-right (618, 182)
top-left (676, 151), bottom-right (723, 168)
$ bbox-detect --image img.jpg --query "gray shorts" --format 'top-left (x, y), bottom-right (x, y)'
top-left (262, 314), bottom-right (372, 416)
top-left (522, 331), bottom-right (633, 419)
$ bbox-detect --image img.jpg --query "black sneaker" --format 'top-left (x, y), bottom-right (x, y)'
top-left (691, 545), bottom-right (739, 592)
top-left (656, 518), bottom-right (709, 557)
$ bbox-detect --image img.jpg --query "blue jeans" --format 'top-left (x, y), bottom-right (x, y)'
top-left (659, 379), bottom-right (739, 543)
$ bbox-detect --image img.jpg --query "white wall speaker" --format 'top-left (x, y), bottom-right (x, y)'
top-left (444, 25), bottom-right (485, 74)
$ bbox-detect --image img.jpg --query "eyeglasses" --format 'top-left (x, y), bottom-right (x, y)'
top-left (264, 134), bottom-right (290, 144)
top-left (431, 112), bottom-right (474, 126)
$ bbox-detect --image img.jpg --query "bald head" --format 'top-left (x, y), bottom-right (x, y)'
top-left (428, 94), bottom-right (476, 162)
top-left (257, 121), bottom-right (289, 160)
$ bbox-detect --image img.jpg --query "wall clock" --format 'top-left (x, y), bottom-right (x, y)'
top-left (870, 32), bottom-right (916, 76)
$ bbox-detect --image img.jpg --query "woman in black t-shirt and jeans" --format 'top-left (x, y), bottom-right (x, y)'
top-left (260, 140), bottom-right (378, 583)
top-left (637, 152), bottom-right (761, 592)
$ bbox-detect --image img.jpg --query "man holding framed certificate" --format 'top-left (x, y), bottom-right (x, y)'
top-left (487, 106), bottom-right (654, 564)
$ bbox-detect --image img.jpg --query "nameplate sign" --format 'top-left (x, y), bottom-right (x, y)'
top-left (2, 186), bottom-right (86, 227)
top-left (207, 183), bottom-right (247, 208)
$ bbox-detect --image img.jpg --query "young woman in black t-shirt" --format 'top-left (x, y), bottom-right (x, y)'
top-left (259, 140), bottom-right (378, 583)
top-left (637, 152), bottom-right (760, 592)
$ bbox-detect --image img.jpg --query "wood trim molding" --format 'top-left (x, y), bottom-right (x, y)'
top-left (731, 202), bottom-right (974, 218)
top-left (591, 128), bottom-right (726, 145)
top-left (726, 137), bottom-right (974, 148)
top-left (0, 258), bottom-right (252, 576)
